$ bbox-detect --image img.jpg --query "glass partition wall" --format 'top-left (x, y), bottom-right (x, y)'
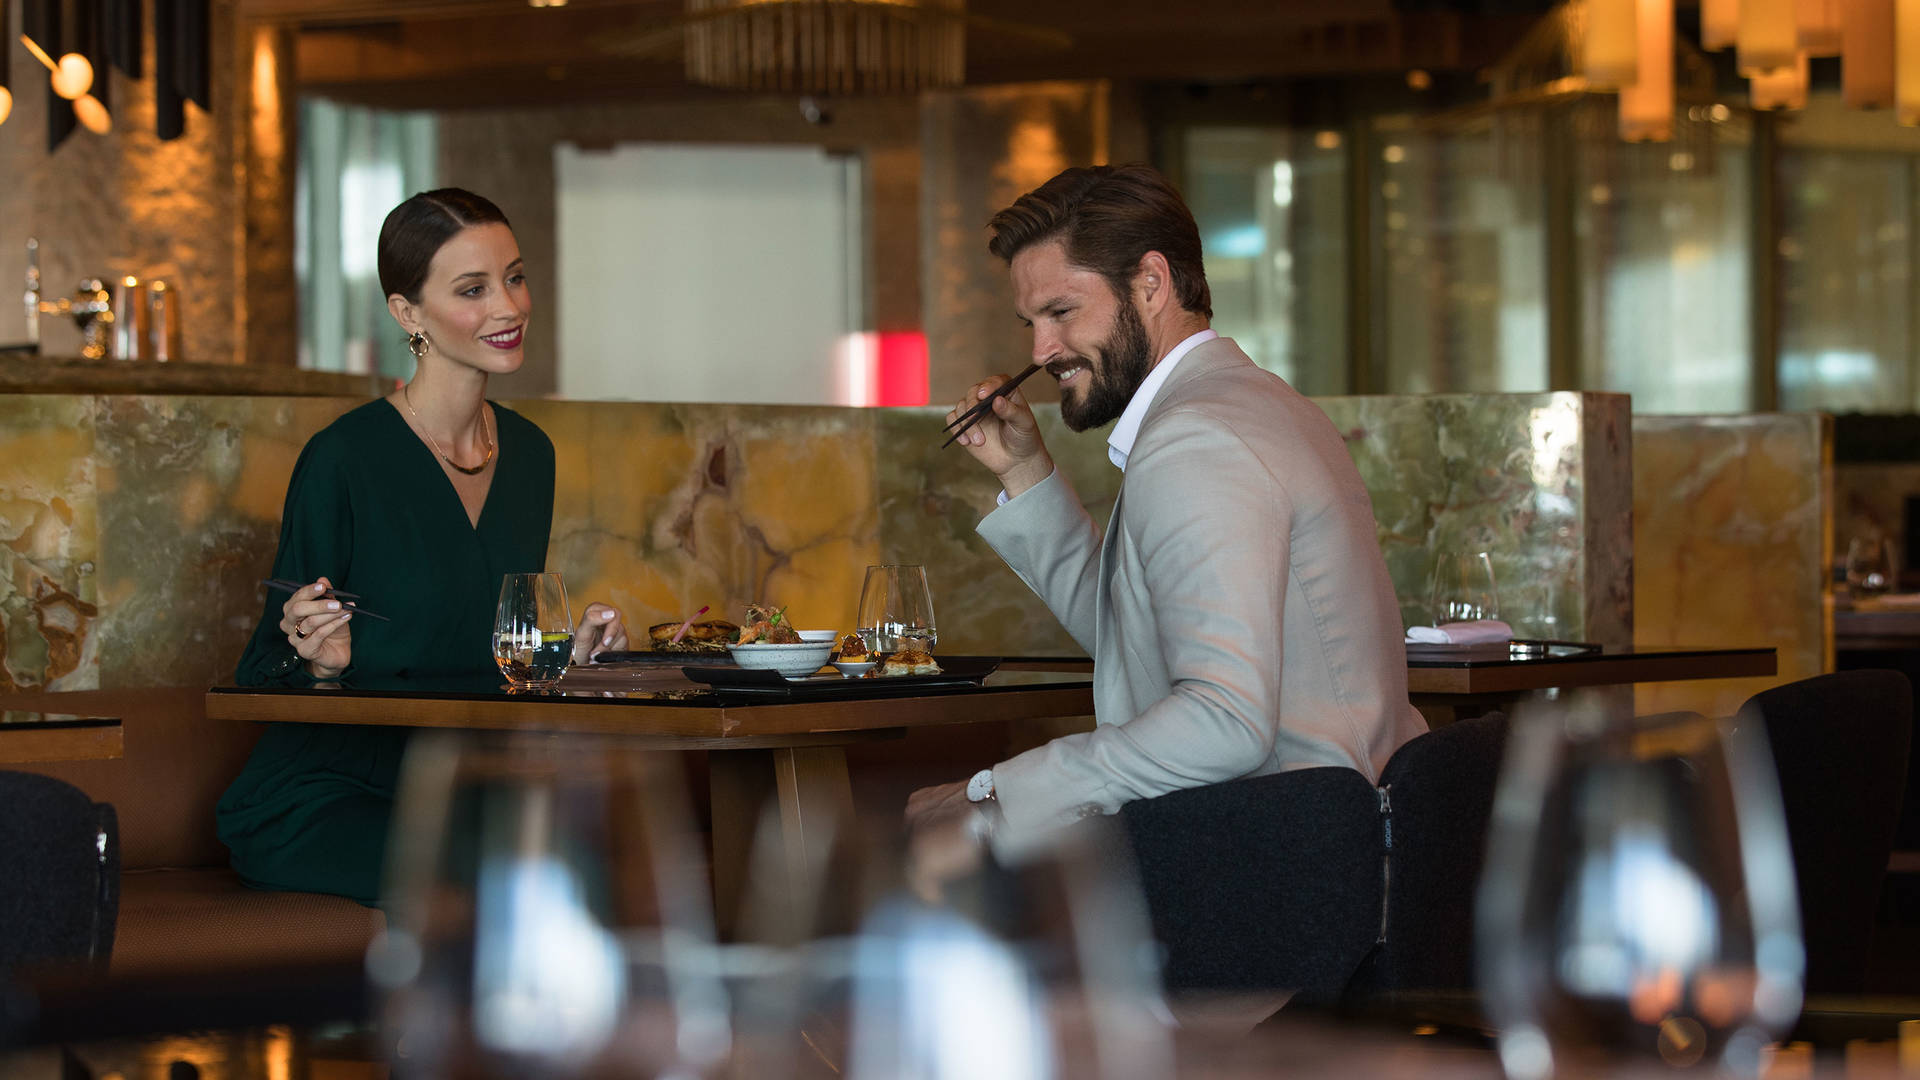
top-left (1178, 89), bottom-right (1920, 413)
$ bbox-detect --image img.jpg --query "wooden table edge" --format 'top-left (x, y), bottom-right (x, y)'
top-left (0, 721), bottom-right (125, 764)
top-left (1406, 650), bottom-right (1778, 695)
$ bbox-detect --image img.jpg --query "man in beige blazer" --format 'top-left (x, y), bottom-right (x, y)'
top-left (907, 164), bottom-right (1425, 876)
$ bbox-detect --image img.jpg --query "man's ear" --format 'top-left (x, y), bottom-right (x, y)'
top-left (1134, 251), bottom-right (1175, 316)
top-left (387, 293), bottom-right (420, 334)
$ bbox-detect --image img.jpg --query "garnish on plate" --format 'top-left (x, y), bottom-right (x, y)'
top-left (735, 604), bottom-right (802, 645)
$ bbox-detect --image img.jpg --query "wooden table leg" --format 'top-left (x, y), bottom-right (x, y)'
top-left (706, 745), bottom-right (856, 937)
top-left (706, 745), bottom-right (857, 940)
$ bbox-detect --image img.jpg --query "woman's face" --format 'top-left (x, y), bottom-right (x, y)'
top-left (393, 222), bottom-right (530, 376)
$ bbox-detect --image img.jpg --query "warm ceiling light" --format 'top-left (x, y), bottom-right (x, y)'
top-left (1739, 0), bottom-right (1798, 73)
top-left (1406, 68), bottom-right (1433, 90)
top-left (1843, 0), bottom-right (1894, 107)
top-left (72, 92), bottom-right (110, 133)
top-left (1314, 130), bottom-right (1342, 150)
top-left (1798, 0), bottom-right (1843, 52)
top-left (1585, 0), bottom-right (1640, 86)
top-left (1620, 0), bottom-right (1673, 141)
top-left (50, 52), bottom-right (93, 99)
top-left (1703, 0), bottom-right (1740, 48)
top-left (0, 88), bottom-right (11, 127)
top-left (1751, 50), bottom-right (1809, 107)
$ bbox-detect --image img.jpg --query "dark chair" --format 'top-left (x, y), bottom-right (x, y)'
top-left (0, 771), bottom-right (119, 974)
top-left (1343, 711), bottom-right (1511, 1002)
top-left (1119, 766), bottom-right (1383, 1000)
top-left (1740, 669), bottom-right (1912, 994)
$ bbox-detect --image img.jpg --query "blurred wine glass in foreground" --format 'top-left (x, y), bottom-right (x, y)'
top-left (1478, 696), bottom-right (1803, 1079)
top-left (370, 733), bottom-right (730, 1079)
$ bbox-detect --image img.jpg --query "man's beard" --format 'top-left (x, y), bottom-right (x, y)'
top-left (1059, 296), bottom-right (1153, 433)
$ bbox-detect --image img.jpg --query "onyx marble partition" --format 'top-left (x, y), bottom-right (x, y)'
top-left (0, 391), bottom-right (1631, 695)
top-left (1632, 413), bottom-right (1832, 718)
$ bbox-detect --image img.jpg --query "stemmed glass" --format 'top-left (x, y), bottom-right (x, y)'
top-left (495, 572), bottom-right (572, 689)
top-left (1477, 695), bottom-right (1804, 1079)
top-left (856, 565), bottom-right (937, 655)
top-left (370, 732), bottom-right (731, 1079)
top-left (1430, 551), bottom-right (1500, 624)
top-left (1846, 534), bottom-right (1897, 598)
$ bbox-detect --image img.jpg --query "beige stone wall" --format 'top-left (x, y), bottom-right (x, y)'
top-left (1633, 414), bottom-right (1833, 718)
top-left (0, 0), bottom-right (251, 364)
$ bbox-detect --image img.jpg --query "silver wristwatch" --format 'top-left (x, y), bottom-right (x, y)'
top-left (966, 767), bottom-right (996, 803)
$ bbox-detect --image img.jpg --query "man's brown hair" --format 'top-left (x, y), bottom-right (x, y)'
top-left (986, 163), bottom-right (1212, 320)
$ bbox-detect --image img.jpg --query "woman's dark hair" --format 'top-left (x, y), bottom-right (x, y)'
top-left (377, 188), bottom-right (512, 303)
top-left (986, 164), bottom-right (1212, 319)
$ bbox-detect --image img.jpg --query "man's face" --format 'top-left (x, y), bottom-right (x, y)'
top-left (1009, 240), bottom-right (1155, 433)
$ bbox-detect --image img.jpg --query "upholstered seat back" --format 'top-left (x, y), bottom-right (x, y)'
top-left (1120, 766), bottom-right (1383, 998)
top-left (0, 770), bottom-right (119, 974)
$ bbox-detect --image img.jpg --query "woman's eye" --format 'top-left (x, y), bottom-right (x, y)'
top-left (508, 274), bottom-right (525, 286)
top-left (463, 285), bottom-right (485, 297)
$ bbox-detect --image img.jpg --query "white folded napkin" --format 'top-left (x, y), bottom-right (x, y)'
top-left (1405, 619), bottom-right (1514, 645)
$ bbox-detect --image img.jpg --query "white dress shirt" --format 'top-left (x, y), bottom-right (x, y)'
top-left (997, 328), bottom-right (1220, 505)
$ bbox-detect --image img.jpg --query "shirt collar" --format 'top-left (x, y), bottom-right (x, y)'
top-left (1106, 329), bottom-right (1218, 471)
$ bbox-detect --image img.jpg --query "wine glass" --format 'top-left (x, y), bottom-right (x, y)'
top-left (369, 732), bottom-right (731, 1080)
top-left (1477, 695), bottom-right (1804, 1080)
top-left (1430, 551), bottom-right (1500, 625)
top-left (856, 565), bottom-right (937, 655)
top-left (730, 814), bottom-right (1172, 1080)
top-left (495, 572), bottom-right (572, 688)
top-left (1845, 534), bottom-right (1897, 598)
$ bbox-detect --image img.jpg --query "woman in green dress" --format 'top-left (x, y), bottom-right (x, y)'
top-left (217, 188), bottom-right (628, 906)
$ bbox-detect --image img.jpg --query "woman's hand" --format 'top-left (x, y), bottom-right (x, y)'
top-left (573, 603), bottom-right (628, 664)
top-left (279, 577), bottom-right (353, 679)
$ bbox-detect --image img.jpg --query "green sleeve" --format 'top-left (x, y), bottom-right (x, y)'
top-left (236, 435), bottom-right (356, 686)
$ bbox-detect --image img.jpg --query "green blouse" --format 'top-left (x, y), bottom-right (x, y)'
top-left (216, 399), bottom-right (554, 905)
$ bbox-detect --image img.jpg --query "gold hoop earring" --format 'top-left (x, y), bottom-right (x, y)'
top-left (407, 331), bottom-right (429, 360)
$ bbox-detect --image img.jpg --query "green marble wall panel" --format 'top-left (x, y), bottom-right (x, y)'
top-left (0, 390), bottom-right (1635, 694)
top-left (1633, 414), bottom-right (1831, 719)
top-left (0, 397), bottom-right (99, 692)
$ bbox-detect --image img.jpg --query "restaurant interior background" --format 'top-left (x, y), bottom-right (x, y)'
top-left (5, 0), bottom-right (1920, 1012)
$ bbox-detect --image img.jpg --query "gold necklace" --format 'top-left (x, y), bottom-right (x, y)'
top-left (402, 382), bottom-right (495, 476)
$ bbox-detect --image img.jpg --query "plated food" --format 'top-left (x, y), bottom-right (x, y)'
top-left (833, 633), bottom-right (871, 663)
top-left (647, 617), bottom-right (740, 653)
top-left (735, 604), bottom-right (802, 645)
top-left (880, 647), bottom-right (942, 677)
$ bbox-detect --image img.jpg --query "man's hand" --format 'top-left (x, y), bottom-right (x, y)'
top-left (904, 780), bottom-right (972, 830)
top-left (946, 375), bottom-right (1055, 500)
top-left (904, 780), bottom-right (990, 903)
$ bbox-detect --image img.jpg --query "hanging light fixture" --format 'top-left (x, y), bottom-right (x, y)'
top-left (1900, 0), bottom-right (1920, 121)
top-left (1739, 0), bottom-right (1799, 72)
top-left (0, 0), bottom-right (12, 127)
top-left (1584, 0), bottom-right (1640, 86)
top-left (1704, 0), bottom-right (1741, 48)
top-left (1620, 0), bottom-right (1673, 139)
top-left (1844, 0), bottom-right (1894, 106)
top-left (684, 0), bottom-right (967, 94)
top-left (1751, 49), bottom-right (1810, 106)
top-left (1797, 0), bottom-right (1844, 53)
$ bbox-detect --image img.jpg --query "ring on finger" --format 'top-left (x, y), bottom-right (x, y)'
top-left (293, 620), bottom-right (310, 640)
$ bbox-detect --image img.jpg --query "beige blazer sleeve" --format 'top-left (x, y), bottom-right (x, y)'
top-left (976, 467), bottom-right (1104, 657)
top-left (982, 407), bottom-right (1295, 854)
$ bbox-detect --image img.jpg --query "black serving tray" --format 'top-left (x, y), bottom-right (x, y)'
top-left (682, 656), bottom-right (1003, 696)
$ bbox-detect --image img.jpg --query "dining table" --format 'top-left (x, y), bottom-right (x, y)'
top-left (205, 659), bottom-right (1094, 937)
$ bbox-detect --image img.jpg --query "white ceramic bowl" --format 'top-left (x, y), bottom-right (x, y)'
top-left (796, 630), bottom-right (839, 643)
top-left (832, 661), bottom-right (876, 678)
top-left (727, 641), bottom-right (835, 678)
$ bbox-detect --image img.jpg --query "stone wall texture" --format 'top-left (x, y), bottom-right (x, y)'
top-left (0, 389), bottom-right (1633, 694)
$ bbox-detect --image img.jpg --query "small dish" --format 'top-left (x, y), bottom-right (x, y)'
top-left (797, 630), bottom-right (839, 644)
top-left (726, 641), bottom-right (835, 678)
top-left (832, 661), bottom-right (876, 678)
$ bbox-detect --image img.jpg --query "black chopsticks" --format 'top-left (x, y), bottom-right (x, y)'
top-left (940, 363), bottom-right (1044, 449)
top-left (260, 578), bottom-right (392, 622)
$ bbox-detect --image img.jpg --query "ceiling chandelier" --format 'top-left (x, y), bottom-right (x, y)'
top-left (684, 0), bottom-right (966, 94)
top-left (1575, 0), bottom-right (1902, 141)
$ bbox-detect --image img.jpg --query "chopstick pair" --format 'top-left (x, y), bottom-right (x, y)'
top-left (260, 578), bottom-right (392, 622)
top-left (940, 363), bottom-right (1044, 449)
